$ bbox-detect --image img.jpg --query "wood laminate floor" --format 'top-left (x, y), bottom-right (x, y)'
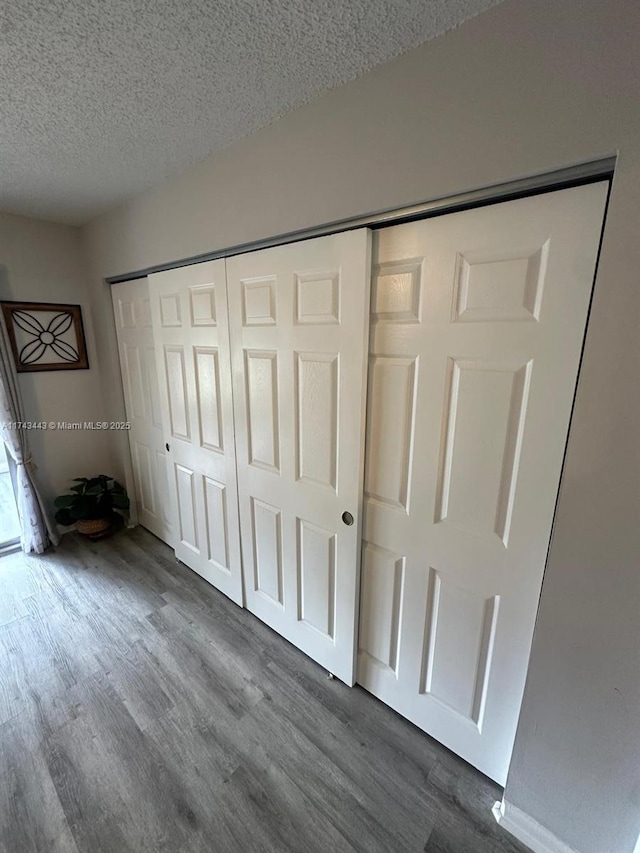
top-left (0, 528), bottom-right (530, 853)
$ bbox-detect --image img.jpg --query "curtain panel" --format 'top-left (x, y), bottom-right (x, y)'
top-left (0, 314), bottom-right (59, 553)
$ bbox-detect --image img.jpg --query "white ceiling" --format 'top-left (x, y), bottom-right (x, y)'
top-left (0, 0), bottom-right (503, 226)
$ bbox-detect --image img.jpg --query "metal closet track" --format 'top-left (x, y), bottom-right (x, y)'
top-left (105, 156), bottom-right (615, 285)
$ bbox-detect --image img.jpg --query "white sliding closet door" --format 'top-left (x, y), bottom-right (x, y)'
top-left (227, 230), bottom-right (371, 685)
top-left (112, 279), bottom-right (173, 545)
top-left (358, 183), bottom-right (608, 783)
top-left (149, 261), bottom-right (243, 606)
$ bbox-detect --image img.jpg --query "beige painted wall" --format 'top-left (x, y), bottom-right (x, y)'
top-left (82, 0), bottom-right (640, 850)
top-left (0, 212), bottom-right (109, 502)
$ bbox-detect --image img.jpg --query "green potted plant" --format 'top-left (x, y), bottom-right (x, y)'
top-left (54, 475), bottom-right (130, 536)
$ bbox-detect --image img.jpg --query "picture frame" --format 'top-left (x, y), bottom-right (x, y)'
top-left (1, 301), bottom-right (89, 373)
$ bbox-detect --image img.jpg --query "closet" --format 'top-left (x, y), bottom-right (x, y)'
top-left (112, 180), bottom-right (608, 784)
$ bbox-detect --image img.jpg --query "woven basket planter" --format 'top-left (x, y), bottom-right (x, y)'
top-left (76, 518), bottom-right (111, 536)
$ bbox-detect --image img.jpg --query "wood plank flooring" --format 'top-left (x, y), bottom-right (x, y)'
top-left (0, 528), bottom-right (530, 853)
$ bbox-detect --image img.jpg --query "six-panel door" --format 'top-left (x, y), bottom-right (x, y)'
top-left (226, 231), bottom-right (372, 685)
top-left (148, 260), bottom-right (244, 605)
top-left (112, 279), bottom-right (174, 546)
top-left (357, 183), bottom-right (608, 783)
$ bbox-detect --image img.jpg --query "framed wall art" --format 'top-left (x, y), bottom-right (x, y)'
top-left (1, 301), bottom-right (89, 373)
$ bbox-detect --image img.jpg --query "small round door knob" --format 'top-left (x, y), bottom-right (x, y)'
top-left (342, 511), bottom-right (354, 526)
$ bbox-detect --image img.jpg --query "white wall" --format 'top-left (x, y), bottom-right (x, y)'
top-left (0, 212), bottom-right (109, 502)
top-left (81, 0), bottom-right (640, 850)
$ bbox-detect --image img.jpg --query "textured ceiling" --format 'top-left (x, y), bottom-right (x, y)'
top-left (0, 0), bottom-right (503, 225)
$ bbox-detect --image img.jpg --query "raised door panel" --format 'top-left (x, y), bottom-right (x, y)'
top-left (203, 477), bottom-right (229, 572)
top-left (434, 359), bottom-right (532, 546)
top-left (159, 293), bottom-right (182, 327)
top-left (189, 284), bottom-right (217, 326)
top-left (164, 346), bottom-right (190, 441)
top-left (144, 346), bottom-right (163, 430)
top-left (124, 343), bottom-right (147, 421)
top-left (245, 350), bottom-right (280, 473)
top-left (358, 543), bottom-right (404, 676)
top-left (422, 569), bottom-right (499, 729)
top-left (365, 356), bottom-right (417, 513)
top-left (242, 277), bottom-right (277, 326)
top-left (296, 518), bottom-right (336, 638)
top-left (295, 273), bottom-right (340, 325)
top-left (295, 353), bottom-right (338, 490)
top-left (372, 260), bottom-right (422, 323)
top-left (175, 464), bottom-right (199, 554)
top-left (132, 441), bottom-right (156, 517)
top-left (452, 243), bottom-right (548, 323)
top-left (194, 347), bottom-right (223, 453)
top-left (118, 294), bottom-right (137, 330)
top-left (251, 498), bottom-right (283, 605)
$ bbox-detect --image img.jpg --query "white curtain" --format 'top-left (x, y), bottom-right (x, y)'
top-left (0, 314), bottom-right (60, 553)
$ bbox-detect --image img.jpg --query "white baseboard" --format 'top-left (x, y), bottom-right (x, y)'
top-left (493, 799), bottom-right (580, 853)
